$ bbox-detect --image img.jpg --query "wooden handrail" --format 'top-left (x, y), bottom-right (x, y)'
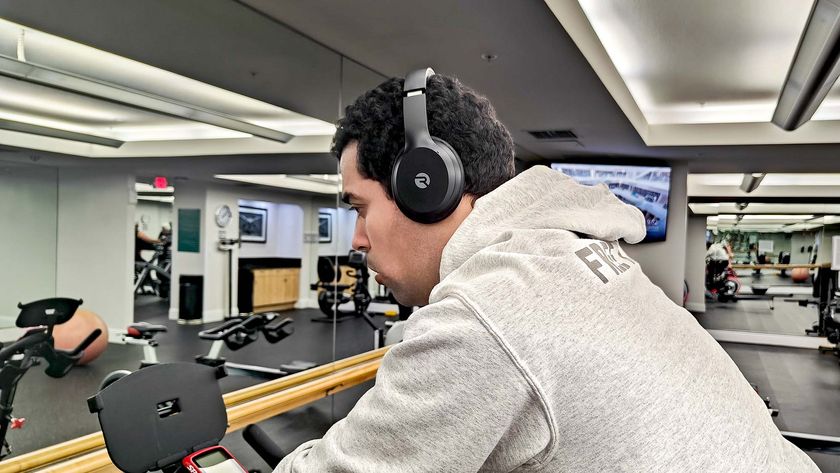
top-left (0, 347), bottom-right (388, 473)
top-left (731, 263), bottom-right (830, 270)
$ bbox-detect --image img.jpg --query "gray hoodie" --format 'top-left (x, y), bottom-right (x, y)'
top-left (276, 166), bottom-right (819, 472)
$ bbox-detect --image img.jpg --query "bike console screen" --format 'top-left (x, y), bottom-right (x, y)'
top-left (183, 446), bottom-right (247, 473)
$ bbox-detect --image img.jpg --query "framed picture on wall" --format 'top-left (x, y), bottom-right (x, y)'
top-left (319, 212), bottom-right (332, 243)
top-left (239, 206), bottom-right (268, 243)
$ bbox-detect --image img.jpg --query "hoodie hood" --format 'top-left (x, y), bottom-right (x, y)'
top-left (440, 165), bottom-right (646, 278)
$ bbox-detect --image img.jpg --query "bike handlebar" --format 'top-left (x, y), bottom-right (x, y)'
top-left (66, 328), bottom-right (102, 357)
top-left (43, 328), bottom-right (102, 378)
top-left (0, 330), bottom-right (50, 364)
top-left (243, 424), bottom-right (286, 467)
top-left (198, 318), bottom-right (249, 341)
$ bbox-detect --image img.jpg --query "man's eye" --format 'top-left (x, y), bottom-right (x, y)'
top-left (350, 206), bottom-right (360, 214)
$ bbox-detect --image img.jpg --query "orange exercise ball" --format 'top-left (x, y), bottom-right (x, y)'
top-left (791, 267), bottom-right (810, 283)
top-left (53, 308), bottom-right (109, 365)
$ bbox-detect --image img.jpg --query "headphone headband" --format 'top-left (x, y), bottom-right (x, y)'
top-left (402, 68), bottom-right (435, 151)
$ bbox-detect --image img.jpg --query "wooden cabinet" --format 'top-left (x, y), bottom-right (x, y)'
top-left (251, 268), bottom-right (300, 312)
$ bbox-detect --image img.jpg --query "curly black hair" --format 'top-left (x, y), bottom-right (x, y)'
top-left (332, 74), bottom-right (515, 199)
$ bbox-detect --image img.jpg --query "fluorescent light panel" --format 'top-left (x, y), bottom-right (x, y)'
top-left (215, 174), bottom-right (341, 195)
top-left (772, 0), bottom-right (840, 130)
top-left (0, 17), bottom-right (336, 145)
top-left (689, 203), bottom-right (840, 214)
top-left (577, 0), bottom-right (813, 125)
top-left (0, 75), bottom-right (248, 142)
top-left (690, 173), bottom-right (840, 186)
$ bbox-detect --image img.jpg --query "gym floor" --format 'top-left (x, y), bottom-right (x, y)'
top-left (699, 272), bottom-right (815, 335)
top-left (5, 296), bottom-right (840, 472)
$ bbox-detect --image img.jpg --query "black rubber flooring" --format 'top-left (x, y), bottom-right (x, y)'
top-left (723, 343), bottom-right (840, 472)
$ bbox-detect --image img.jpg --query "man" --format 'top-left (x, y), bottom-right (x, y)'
top-left (276, 73), bottom-right (818, 471)
top-left (706, 238), bottom-right (733, 266)
top-left (134, 223), bottom-right (160, 262)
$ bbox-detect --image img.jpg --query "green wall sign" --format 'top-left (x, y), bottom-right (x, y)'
top-left (177, 209), bottom-right (201, 253)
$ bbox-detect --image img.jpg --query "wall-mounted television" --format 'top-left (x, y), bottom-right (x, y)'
top-left (550, 163), bottom-right (671, 243)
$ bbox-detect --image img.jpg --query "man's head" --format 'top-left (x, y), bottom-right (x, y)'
top-left (334, 73), bottom-right (514, 305)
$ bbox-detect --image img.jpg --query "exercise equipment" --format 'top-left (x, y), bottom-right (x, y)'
top-left (0, 298), bottom-right (101, 459)
top-left (392, 68), bottom-right (465, 224)
top-left (98, 322), bottom-right (168, 390)
top-left (311, 251), bottom-right (372, 323)
top-left (197, 312), bottom-right (316, 379)
top-left (243, 424), bottom-right (286, 467)
top-left (792, 267), bottom-right (810, 283)
top-left (134, 241), bottom-right (171, 299)
top-left (218, 237), bottom-right (241, 318)
top-left (88, 362), bottom-right (252, 473)
top-left (705, 260), bottom-right (740, 302)
top-left (53, 308), bottom-right (108, 365)
top-left (805, 267), bottom-right (839, 338)
top-left (311, 250), bottom-right (404, 348)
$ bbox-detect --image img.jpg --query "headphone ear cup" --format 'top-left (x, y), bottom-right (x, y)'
top-left (391, 139), bottom-right (464, 224)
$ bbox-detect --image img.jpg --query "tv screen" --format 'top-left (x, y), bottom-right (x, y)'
top-left (550, 163), bottom-right (671, 243)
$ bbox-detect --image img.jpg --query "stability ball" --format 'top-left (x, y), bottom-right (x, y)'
top-left (53, 308), bottom-right (109, 365)
top-left (791, 268), bottom-right (810, 283)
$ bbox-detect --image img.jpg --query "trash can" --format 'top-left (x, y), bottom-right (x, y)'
top-left (178, 275), bottom-right (203, 325)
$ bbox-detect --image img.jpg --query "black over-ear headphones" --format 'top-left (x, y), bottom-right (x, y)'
top-left (390, 68), bottom-right (465, 224)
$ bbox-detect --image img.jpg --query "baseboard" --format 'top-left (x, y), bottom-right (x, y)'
top-left (108, 328), bottom-right (127, 344)
top-left (295, 298), bottom-right (319, 310)
top-left (707, 329), bottom-right (829, 350)
top-left (202, 309), bottom-right (224, 324)
top-left (0, 315), bottom-right (16, 328)
top-left (685, 302), bottom-right (706, 313)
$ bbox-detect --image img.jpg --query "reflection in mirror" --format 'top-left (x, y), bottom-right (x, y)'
top-left (688, 199), bottom-right (839, 337)
top-left (133, 179), bottom-right (174, 320)
top-left (0, 161), bottom-right (57, 329)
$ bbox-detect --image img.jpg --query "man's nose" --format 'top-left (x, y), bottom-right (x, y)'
top-left (352, 219), bottom-right (369, 252)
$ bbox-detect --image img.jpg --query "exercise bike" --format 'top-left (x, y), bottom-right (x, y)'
top-left (196, 312), bottom-right (317, 379)
top-left (705, 259), bottom-right (741, 302)
top-left (98, 322), bottom-right (169, 390)
top-left (90, 362), bottom-right (260, 473)
top-left (134, 239), bottom-right (172, 299)
top-left (311, 250), bottom-right (405, 348)
top-left (310, 250), bottom-right (372, 323)
top-left (0, 298), bottom-right (101, 459)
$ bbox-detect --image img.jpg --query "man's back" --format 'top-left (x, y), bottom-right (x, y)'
top-left (430, 166), bottom-right (817, 471)
top-left (277, 167), bottom-right (818, 472)
top-left (706, 242), bottom-right (729, 262)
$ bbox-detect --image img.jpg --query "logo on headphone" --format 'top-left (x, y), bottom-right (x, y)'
top-left (414, 172), bottom-right (430, 189)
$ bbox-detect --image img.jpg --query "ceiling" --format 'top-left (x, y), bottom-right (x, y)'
top-left (238, 0), bottom-right (840, 171)
top-left (548, 0), bottom-right (840, 146)
top-left (2, 1), bottom-right (840, 173)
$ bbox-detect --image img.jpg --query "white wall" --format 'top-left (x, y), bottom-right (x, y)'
top-left (135, 200), bottom-right (173, 236)
top-left (817, 225), bottom-right (840, 265)
top-left (624, 163), bottom-right (689, 305)
top-left (684, 215), bottom-right (707, 312)
top-left (0, 164), bottom-right (58, 324)
top-left (55, 169), bottom-right (134, 340)
top-left (170, 182), bottom-right (206, 320)
top-left (170, 182), bottom-right (341, 319)
top-left (790, 231), bottom-right (817, 264)
top-left (204, 188), bottom-right (241, 321)
top-left (318, 207), bottom-right (356, 256)
top-left (238, 200), bottom-right (304, 258)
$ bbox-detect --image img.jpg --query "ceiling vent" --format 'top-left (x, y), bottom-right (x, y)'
top-left (527, 129), bottom-right (578, 141)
